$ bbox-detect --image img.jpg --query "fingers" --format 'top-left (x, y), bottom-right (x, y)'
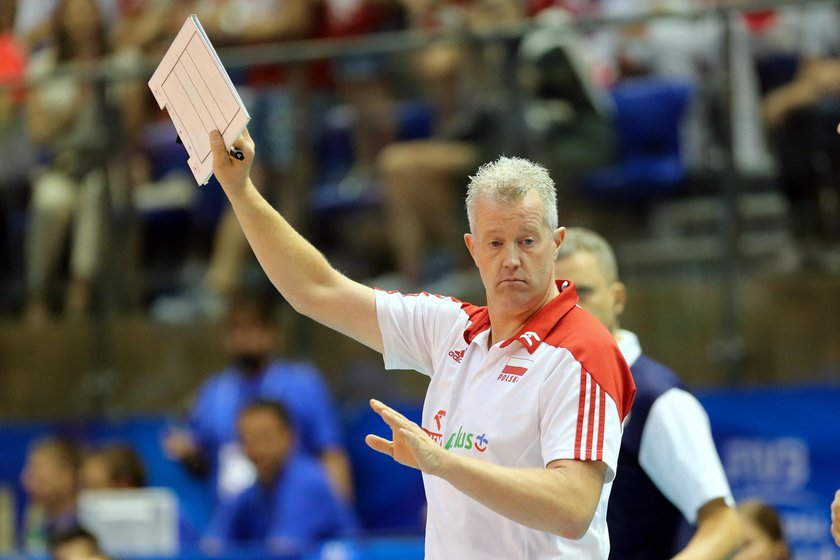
top-left (209, 130), bottom-right (229, 166)
top-left (370, 398), bottom-right (413, 430)
top-left (365, 434), bottom-right (394, 457)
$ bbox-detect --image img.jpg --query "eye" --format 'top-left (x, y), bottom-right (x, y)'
top-left (489, 240), bottom-right (502, 248)
top-left (522, 238), bottom-right (536, 247)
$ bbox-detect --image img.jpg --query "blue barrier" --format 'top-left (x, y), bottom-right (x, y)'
top-left (699, 384), bottom-right (840, 560)
top-left (3, 387), bottom-right (840, 558)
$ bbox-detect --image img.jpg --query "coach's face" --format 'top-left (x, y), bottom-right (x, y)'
top-left (465, 190), bottom-right (563, 317)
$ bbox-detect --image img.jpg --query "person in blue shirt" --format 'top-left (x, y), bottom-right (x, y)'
top-left (202, 400), bottom-right (356, 554)
top-left (162, 294), bottom-right (352, 503)
top-left (555, 227), bottom-right (742, 560)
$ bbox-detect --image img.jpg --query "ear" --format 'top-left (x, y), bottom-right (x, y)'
top-left (553, 227), bottom-right (566, 259)
top-left (613, 281), bottom-right (627, 318)
top-left (464, 233), bottom-right (476, 263)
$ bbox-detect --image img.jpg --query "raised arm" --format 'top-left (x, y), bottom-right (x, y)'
top-left (210, 129), bottom-right (383, 353)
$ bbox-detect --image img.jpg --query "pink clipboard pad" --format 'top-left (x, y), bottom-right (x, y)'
top-left (148, 15), bottom-right (250, 185)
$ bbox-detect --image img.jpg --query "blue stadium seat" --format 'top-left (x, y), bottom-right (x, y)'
top-left (309, 100), bottom-right (435, 216)
top-left (581, 78), bottom-right (693, 202)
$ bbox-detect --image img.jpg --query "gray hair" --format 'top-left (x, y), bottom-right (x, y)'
top-left (556, 227), bottom-right (620, 283)
top-left (465, 156), bottom-right (558, 233)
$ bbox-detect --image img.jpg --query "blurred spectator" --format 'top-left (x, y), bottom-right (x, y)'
top-left (163, 294), bottom-right (352, 503)
top-left (555, 227), bottom-right (741, 560)
top-left (14, 0), bottom-right (120, 52)
top-left (762, 56), bottom-right (840, 269)
top-left (376, 0), bottom-right (521, 291)
top-left (79, 442), bottom-right (198, 544)
top-left (0, 0), bottom-right (31, 181)
top-left (79, 444), bottom-right (146, 490)
top-left (322, 0), bottom-right (402, 191)
top-left (21, 0), bottom-right (143, 322)
top-left (48, 526), bottom-right (105, 560)
top-left (832, 489), bottom-right (840, 547)
top-left (202, 400), bottom-right (356, 555)
top-left (20, 437), bottom-right (81, 552)
top-left (733, 499), bottom-right (790, 560)
top-left (148, 0), bottom-right (321, 320)
top-left (519, 9), bottom-right (615, 213)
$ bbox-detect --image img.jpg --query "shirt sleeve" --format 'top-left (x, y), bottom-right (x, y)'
top-left (539, 359), bottom-right (623, 482)
top-left (374, 290), bottom-right (466, 377)
top-left (638, 388), bottom-right (735, 523)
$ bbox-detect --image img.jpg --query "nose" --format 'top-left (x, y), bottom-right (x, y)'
top-left (503, 244), bottom-right (521, 270)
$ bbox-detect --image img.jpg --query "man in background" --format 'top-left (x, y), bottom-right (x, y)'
top-left (555, 227), bottom-right (741, 560)
top-left (163, 295), bottom-right (352, 503)
top-left (201, 400), bottom-right (356, 554)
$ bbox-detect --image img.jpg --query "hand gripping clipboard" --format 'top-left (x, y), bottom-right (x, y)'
top-left (148, 15), bottom-right (250, 185)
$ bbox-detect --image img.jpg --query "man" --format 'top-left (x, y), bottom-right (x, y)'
top-left (20, 437), bottom-right (82, 552)
top-left (163, 295), bottom-right (352, 502)
top-left (202, 400), bottom-right (356, 554)
top-left (554, 227), bottom-right (742, 560)
top-left (832, 490), bottom-right (840, 547)
top-left (208, 129), bottom-right (635, 558)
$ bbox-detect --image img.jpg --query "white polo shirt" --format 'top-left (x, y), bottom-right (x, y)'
top-left (375, 281), bottom-right (635, 559)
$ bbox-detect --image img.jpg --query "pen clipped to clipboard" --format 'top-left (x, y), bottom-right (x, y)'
top-left (148, 15), bottom-right (250, 185)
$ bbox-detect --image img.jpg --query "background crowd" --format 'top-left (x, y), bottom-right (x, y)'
top-left (0, 0), bottom-right (839, 558)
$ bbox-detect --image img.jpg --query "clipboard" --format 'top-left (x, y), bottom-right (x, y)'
top-left (148, 15), bottom-right (250, 185)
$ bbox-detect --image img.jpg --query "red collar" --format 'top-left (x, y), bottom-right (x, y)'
top-left (463, 280), bottom-right (579, 353)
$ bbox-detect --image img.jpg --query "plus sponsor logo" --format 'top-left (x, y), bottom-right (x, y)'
top-left (444, 426), bottom-right (489, 453)
top-left (448, 348), bottom-right (466, 363)
top-left (497, 357), bottom-right (533, 383)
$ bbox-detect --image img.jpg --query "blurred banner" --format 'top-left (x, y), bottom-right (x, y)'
top-left (1, 390), bottom-right (839, 558)
top-left (701, 384), bottom-right (840, 560)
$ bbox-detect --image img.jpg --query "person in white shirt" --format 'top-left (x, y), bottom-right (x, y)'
top-left (207, 128), bottom-right (635, 558)
top-left (555, 227), bottom-right (742, 560)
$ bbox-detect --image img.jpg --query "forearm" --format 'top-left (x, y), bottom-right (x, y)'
top-left (222, 179), bottom-right (345, 317)
top-left (762, 81), bottom-right (816, 127)
top-left (672, 500), bottom-right (741, 560)
top-left (436, 454), bottom-right (604, 539)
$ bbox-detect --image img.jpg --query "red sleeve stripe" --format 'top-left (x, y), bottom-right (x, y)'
top-left (574, 367), bottom-right (587, 460)
top-left (586, 377), bottom-right (597, 459)
top-left (575, 369), bottom-right (608, 461)
top-left (597, 385), bottom-right (606, 462)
